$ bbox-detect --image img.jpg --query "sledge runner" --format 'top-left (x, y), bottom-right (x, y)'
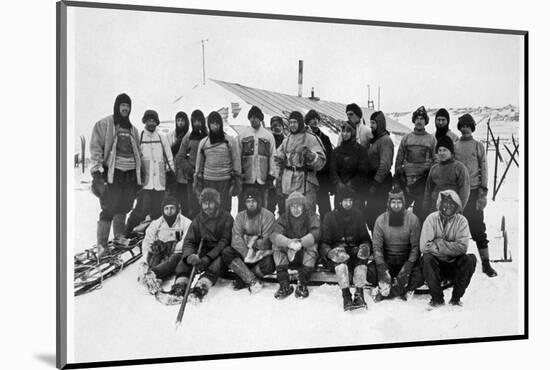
top-left (365, 111), bottom-right (395, 230)
top-left (319, 186), bottom-right (372, 311)
top-left (137, 196), bottom-right (192, 295)
top-left (194, 112), bottom-right (241, 212)
top-left (367, 188), bottom-right (424, 301)
top-left (237, 106), bottom-right (277, 212)
top-left (305, 109), bottom-right (333, 220)
top-left (422, 135), bottom-right (470, 216)
top-left (178, 188), bottom-right (234, 303)
top-left (420, 190), bottom-right (477, 307)
top-left (274, 111), bottom-right (326, 210)
top-left (394, 105), bottom-right (437, 222)
top-left (90, 93), bottom-right (142, 257)
top-left (222, 188), bottom-right (276, 293)
top-left (174, 109), bottom-right (208, 219)
top-left (270, 191), bottom-right (321, 299)
top-left (126, 109), bottom-right (175, 235)
top-left (454, 114), bottom-right (497, 277)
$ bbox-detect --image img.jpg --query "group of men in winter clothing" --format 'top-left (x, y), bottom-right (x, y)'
top-left (90, 93), bottom-right (497, 309)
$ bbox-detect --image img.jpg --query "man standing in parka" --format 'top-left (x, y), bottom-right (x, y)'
top-left (126, 109), bottom-right (175, 235)
top-left (175, 188), bottom-right (234, 303)
top-left (222, 188), bottom-right (276, 294)
top-left (305, 109), bottom-right (333, 220)
top-left (237, 106), bottom-right (277, 211)
top-left (454, 113), bottom-right (497, 277)
top-left (174, 109), bottom-right (208, 219)
top-left (365, 111), bottom-right (394, 230)
top-left (367, 187), bottom-right (424, 301)
top-left (194, 111), bottom-right (242, 212)
top-left (267, 116), bottom-right (287, 215)
top-left (274, 111), bottom-right (326, 210)
top-left (337, 103), bottom-right (372, 148)
top-left (320, 186), bottom-right (372, 311)
top-left (421, 190), bottom-right (477, 307)
top-left (270, 191), bottom-right (321, 299)
top-left (394, 105), bottom-right (437, 221)
top-left (422, 135), bottom-right (470, 217)
top-left (90, 93), bottom-right (142, 256)
top-left (166, 111), bottom-right (190, 201)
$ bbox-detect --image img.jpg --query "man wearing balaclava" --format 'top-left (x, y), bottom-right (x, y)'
top-left (89, 93), bottom-right (142, 256)
top-left (394, 105), bottom-right (437, 221)
top-left (222, 187), bottom-right (276, 294)
top-left (434, 108), bottom-right (459, 142)
top-left (320, 186), bottom-right (372, 311)
top-left (237, 106), bottom-right (277, 212)
top-left (367, 187), bottom-right (424, 301)
top-left (125, 109), bottom-right (175, 236)
top-left (274, 111), bottom-right (326, 209)
top-left (194, 111), bottom-right (242, 212)
top-left (174, 109), bottom-right (208, 218)
top-left (420, 189), bottom-right (477, 307)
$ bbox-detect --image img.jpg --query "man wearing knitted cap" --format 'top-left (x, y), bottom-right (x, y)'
top-left (420, 190), bottom-right (477, 307)
top-left (367, 187), bottom-right (424, 301)
top-left (270, 191), bottom-right (321, 299)
top-left (126, 109), bottom-right (175, 236)
top-left (90, 93), bottom-right (142, 256)
top-left (320, 186), bottom-right (372, 311)
top-left (305, 109), bottom-right (334, 220)
top-left (194, 111), bottom-right (242, 212)
top-left (337, 103), bottom-right (372, 148)
top-left (176, 188), bottom-right (234, 303)
top-left (222, 188), bottom-right (276, 294)
top-left (422, 135), bottom-right (470, 218)
top-left (175, 109), bottom-right (208, 218)
top-left (137, 196), bottom-right (192, 297)
top-left (454, 114), bottom-right (497, 277)
top-left (434, 108), bottom-right (459, 143)
top-left (274, 111), bottom-right (326, 210)
top-left (365, 111), bottom-right (395, 230)
top-left (267, 116), bottom-right (287, 215)
top-left (237, 106), bottom-right (277, 212)
top-left (394, 105), bottom-right (437, 221)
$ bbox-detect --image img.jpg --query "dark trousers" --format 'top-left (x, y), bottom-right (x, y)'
top-left (267, 186), bottom-right (286, 216)
top-left (365, 175), bottom-right (393, 231)
top-left (99, 169), bottom-right (139, 221)
top-left (366, 260), bottom-right (425, 292)
top-left (422, 253), bottom-right (477, 302)
top-left (221, 246), bottom-right (275, 277)
top-left (126, 189), bottom-right (165, 234)
top-left (462, 188), bottom-right (489, 250)
top-left (157, 254), bottom-right (225, 285)
top-left (203, 179), bottom-right (232, 212)
top-left (316, 186), bottom-right (332, 221)
top-left (238, 183), bottom-right (269, 212)
top-left (171, 182), bottom-right (190, 218)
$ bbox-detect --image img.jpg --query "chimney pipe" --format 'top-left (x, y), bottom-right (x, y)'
top-left (298, 60), bottom-right (303, 97)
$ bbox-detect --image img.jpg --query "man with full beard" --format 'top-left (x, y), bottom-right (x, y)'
top-left (267, 116), bottom-right (286, 215)
top-left (367, 187), bottom-right (424, 301)
top-left (434, 108), bottom-right (459, 143)
top-left (222, 188), bottom-right (276, 294)
top-left (90, 93), bottom-right (142, 256)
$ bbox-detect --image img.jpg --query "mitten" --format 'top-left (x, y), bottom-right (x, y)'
top-left (197, 256), bottom-right (211, 270)
top-left (377, 263), bottom-right (392, 297)
top-left (357, 243), bottom-right (371, 260)
top-left (186, 253), bottom-right (201, 266)
top-left (393, 261), bottom-right (414, 296)
top-left (91, 171), bottom-right (107, 198)
top-left (327, 247), bottom-right (350, 263)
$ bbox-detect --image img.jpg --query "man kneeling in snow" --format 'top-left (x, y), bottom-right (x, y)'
top-left (270, 191), bottom-right (320, 299)
top-left (174, 188), bottom-right (234, 303)
top-left (319, 186), bottom-right (372, 311)
top-left (366, 187), bottom-right (424, 301)
top-left (222, 188), bottom-right (276, 294)
top-left (420, 189), bottom-right (477, 307)
top-left (137, 196), bottom-right (192, 295)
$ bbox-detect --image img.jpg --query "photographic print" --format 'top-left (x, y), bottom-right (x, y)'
top-left (57, 1), bottom-right (527, 368)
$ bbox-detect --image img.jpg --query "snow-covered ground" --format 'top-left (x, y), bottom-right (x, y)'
top-left (70, 124), bottom-right (523, 364)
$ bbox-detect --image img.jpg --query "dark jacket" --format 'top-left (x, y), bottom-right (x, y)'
top-left (182, 209), bottom-right (234, 261)
top-left (330, 141), bottom-right (369, 195)
top-left (320, 207), bottom-right (372, 259)
top-left (367, 114), bottom-right (394, 185)
top-left (312, 128), bottom-right (334, 190)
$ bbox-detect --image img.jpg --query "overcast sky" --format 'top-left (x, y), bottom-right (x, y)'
top-left (68, 6), bottom-right (522, 148)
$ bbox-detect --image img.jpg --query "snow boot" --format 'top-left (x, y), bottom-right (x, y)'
top-left (295, 266), bottom-right (312, 298)
top-left (274, 282), bottom-right (294, 300)
top-left (189, 278), bottom-right (212, 304)
top-left (449, 297), bottom-right (463, 306)
top-left (342, 288), bottom-right (354, 311)
top-left (428, 298), bottom-right (445, 308)
top-left (137, 264), bottom-right (161, 295)
top-left (352, 287), bottom-right (367, 309)
top-left (112, 213), bottom-right (126, 239)
top-left (248, 280), bottom-right (263, 294)
top-left (232, 275), bottom-right (248, 291)
top-left (170, 276), bottom-right (190, 297)
top-left (295, 283), bottom-right (309, 299)
top-left (479, 248), bottom-right (497, 277)
top-left (229, 258), bottom-right (257, 292)
top-left (96, 219), bottom-right (111, 258)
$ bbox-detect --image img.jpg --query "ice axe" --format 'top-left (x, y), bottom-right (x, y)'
top-left (175, 238), bottom-right (204, 329)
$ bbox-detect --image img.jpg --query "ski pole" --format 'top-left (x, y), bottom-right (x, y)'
top-left (175, 238), bottom-right (204, 329)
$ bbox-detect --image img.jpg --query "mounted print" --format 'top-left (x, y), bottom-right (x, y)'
top-left (57, 1), bottom-right (528, 368)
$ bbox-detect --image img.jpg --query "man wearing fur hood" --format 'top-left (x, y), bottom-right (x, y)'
top-left (320, 186), bottom-right (372, 311)
top-left (270, 191), bottom-right (321, 299)
top-left (274, 111), bottom-right (326, 210)
top-left (420, 189), bottom-right (477, 307)
top-left (367, 187), bottom-right (424, 301)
